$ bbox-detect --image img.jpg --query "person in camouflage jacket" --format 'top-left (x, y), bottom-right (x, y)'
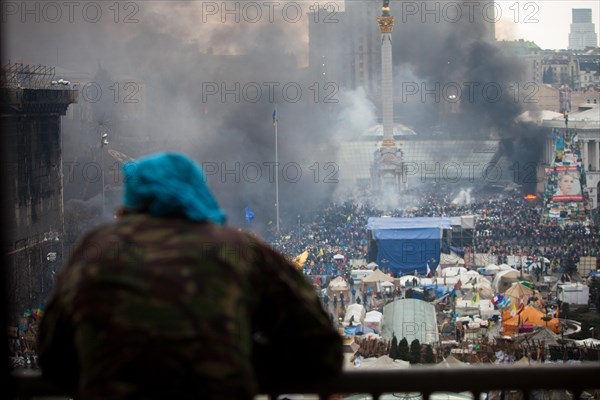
top-left (38, 152), bottom-right (343, 399)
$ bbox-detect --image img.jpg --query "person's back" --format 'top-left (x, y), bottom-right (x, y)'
top-left (38, 153), bottom-right (343, 399)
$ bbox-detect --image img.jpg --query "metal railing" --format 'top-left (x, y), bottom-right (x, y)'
top-left (10, 364), bottom-right (600, 399)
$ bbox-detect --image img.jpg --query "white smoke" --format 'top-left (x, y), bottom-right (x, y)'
top-left (451, 188), bottom-right (473, 206)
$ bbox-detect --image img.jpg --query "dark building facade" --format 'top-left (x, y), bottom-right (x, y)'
top-left (1, 66), bottom-right (77, 326)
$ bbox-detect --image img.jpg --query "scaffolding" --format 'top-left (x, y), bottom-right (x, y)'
top-left (1, 62), bottom-right (56, 89)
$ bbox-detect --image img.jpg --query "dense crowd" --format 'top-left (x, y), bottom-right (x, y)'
top-left (266, 189), bottom-right (600, 279)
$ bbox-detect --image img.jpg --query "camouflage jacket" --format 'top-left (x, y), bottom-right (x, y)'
top-left (38, 213), bottom-right (343, 399)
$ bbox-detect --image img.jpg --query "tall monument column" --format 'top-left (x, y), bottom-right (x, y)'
top-left (378, 1), bottom-right (395, 147)
top-left (371, 0), bottom-right (404, 193)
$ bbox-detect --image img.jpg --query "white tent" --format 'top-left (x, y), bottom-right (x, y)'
top-left (344, 304), bottom-right (366, 326)
top-left (366, 262), bottom-right (379, 269)
top-left (362, 269), bottom-right (395, 292)
top-left (480, 264), bottom-right (500, 276)
top-left (364, 310), bottom-right (384, 333)
top-left (459, 275), bottom-right (494, 299)
top-left (357, 355), bottom-right (409, 370)
top-left (362, 269), bottom-right (395, 283)
top-left (477, 281), bottom-right (494, 300)
top-left (328, 276), bottom-right (350, 299)
top-left (492, 269), bottom-right (520, 292)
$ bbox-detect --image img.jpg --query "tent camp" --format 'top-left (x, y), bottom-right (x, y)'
top-left (501, 306), bottom-right (561, 335)
top-left (504, 282), bottom-right (543, 310)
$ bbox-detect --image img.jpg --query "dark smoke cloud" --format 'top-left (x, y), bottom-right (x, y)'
top-left (389, 1), bottom-right (545, 192)
top-left (2, 0), bottom-right (545, 233)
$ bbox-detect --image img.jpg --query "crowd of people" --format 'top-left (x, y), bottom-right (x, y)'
top-left (267, 189), bottom-right (600, 282)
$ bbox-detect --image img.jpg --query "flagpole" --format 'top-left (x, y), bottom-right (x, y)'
top-left (274, 104), bottom-right (280, 234)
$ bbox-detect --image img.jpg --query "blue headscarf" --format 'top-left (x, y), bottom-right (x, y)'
top-left (123, 152), bottom-right (226, 224)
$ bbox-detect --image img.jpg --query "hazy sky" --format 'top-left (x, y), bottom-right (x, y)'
top-left (494, 0), bottom-right (600, 49)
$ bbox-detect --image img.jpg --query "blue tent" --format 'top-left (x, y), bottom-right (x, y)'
top-left (366, 217), bottom-right (451, 275)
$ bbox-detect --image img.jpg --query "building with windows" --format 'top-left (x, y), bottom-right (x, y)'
top-left (568, 9), bottom-right (598, 50)
top-left (542, 103), bottom-right (600, 209)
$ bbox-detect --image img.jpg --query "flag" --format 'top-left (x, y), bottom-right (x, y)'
top-left (518, 297), bottom-right (525, 312)
top-left (426, 263), bottom-right (431, 277)
top-left (292, 250), bottom-right (309, 269)
top-left (510, 304), bottom-right (517, 317)
top-left (454, 279), bottom-right (462, 290)
top-left (492, 295), bottom-right (500, 305)
top-left (244, 207), bottom-right (255, 223)
top-left (33, 304), bottom-right (45, 320)
top-left (272, 108), bottom-right (277, 125)
top-left (472, 291), bottom-right (480, 304)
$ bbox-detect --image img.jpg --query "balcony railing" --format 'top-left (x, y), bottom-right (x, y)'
top-left (10, 364), bottom-right (600, 399)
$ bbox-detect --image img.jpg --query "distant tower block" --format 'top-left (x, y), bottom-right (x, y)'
top-left (371, 0), bottom-right (405, 192)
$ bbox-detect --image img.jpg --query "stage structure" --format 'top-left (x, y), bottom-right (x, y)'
top-left (366, 217), bottom-right (452, 276)
top-left (370, 0), bottom-right (405, 192)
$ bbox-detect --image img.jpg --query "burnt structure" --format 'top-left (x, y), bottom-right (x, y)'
top-left (1, 63), bottom-right (77, 326)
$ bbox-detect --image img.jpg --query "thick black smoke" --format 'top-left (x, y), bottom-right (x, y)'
top-left (2, 0), bottom-right (546, 233)
top-left (389, 1), bottom-right (546, 192)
